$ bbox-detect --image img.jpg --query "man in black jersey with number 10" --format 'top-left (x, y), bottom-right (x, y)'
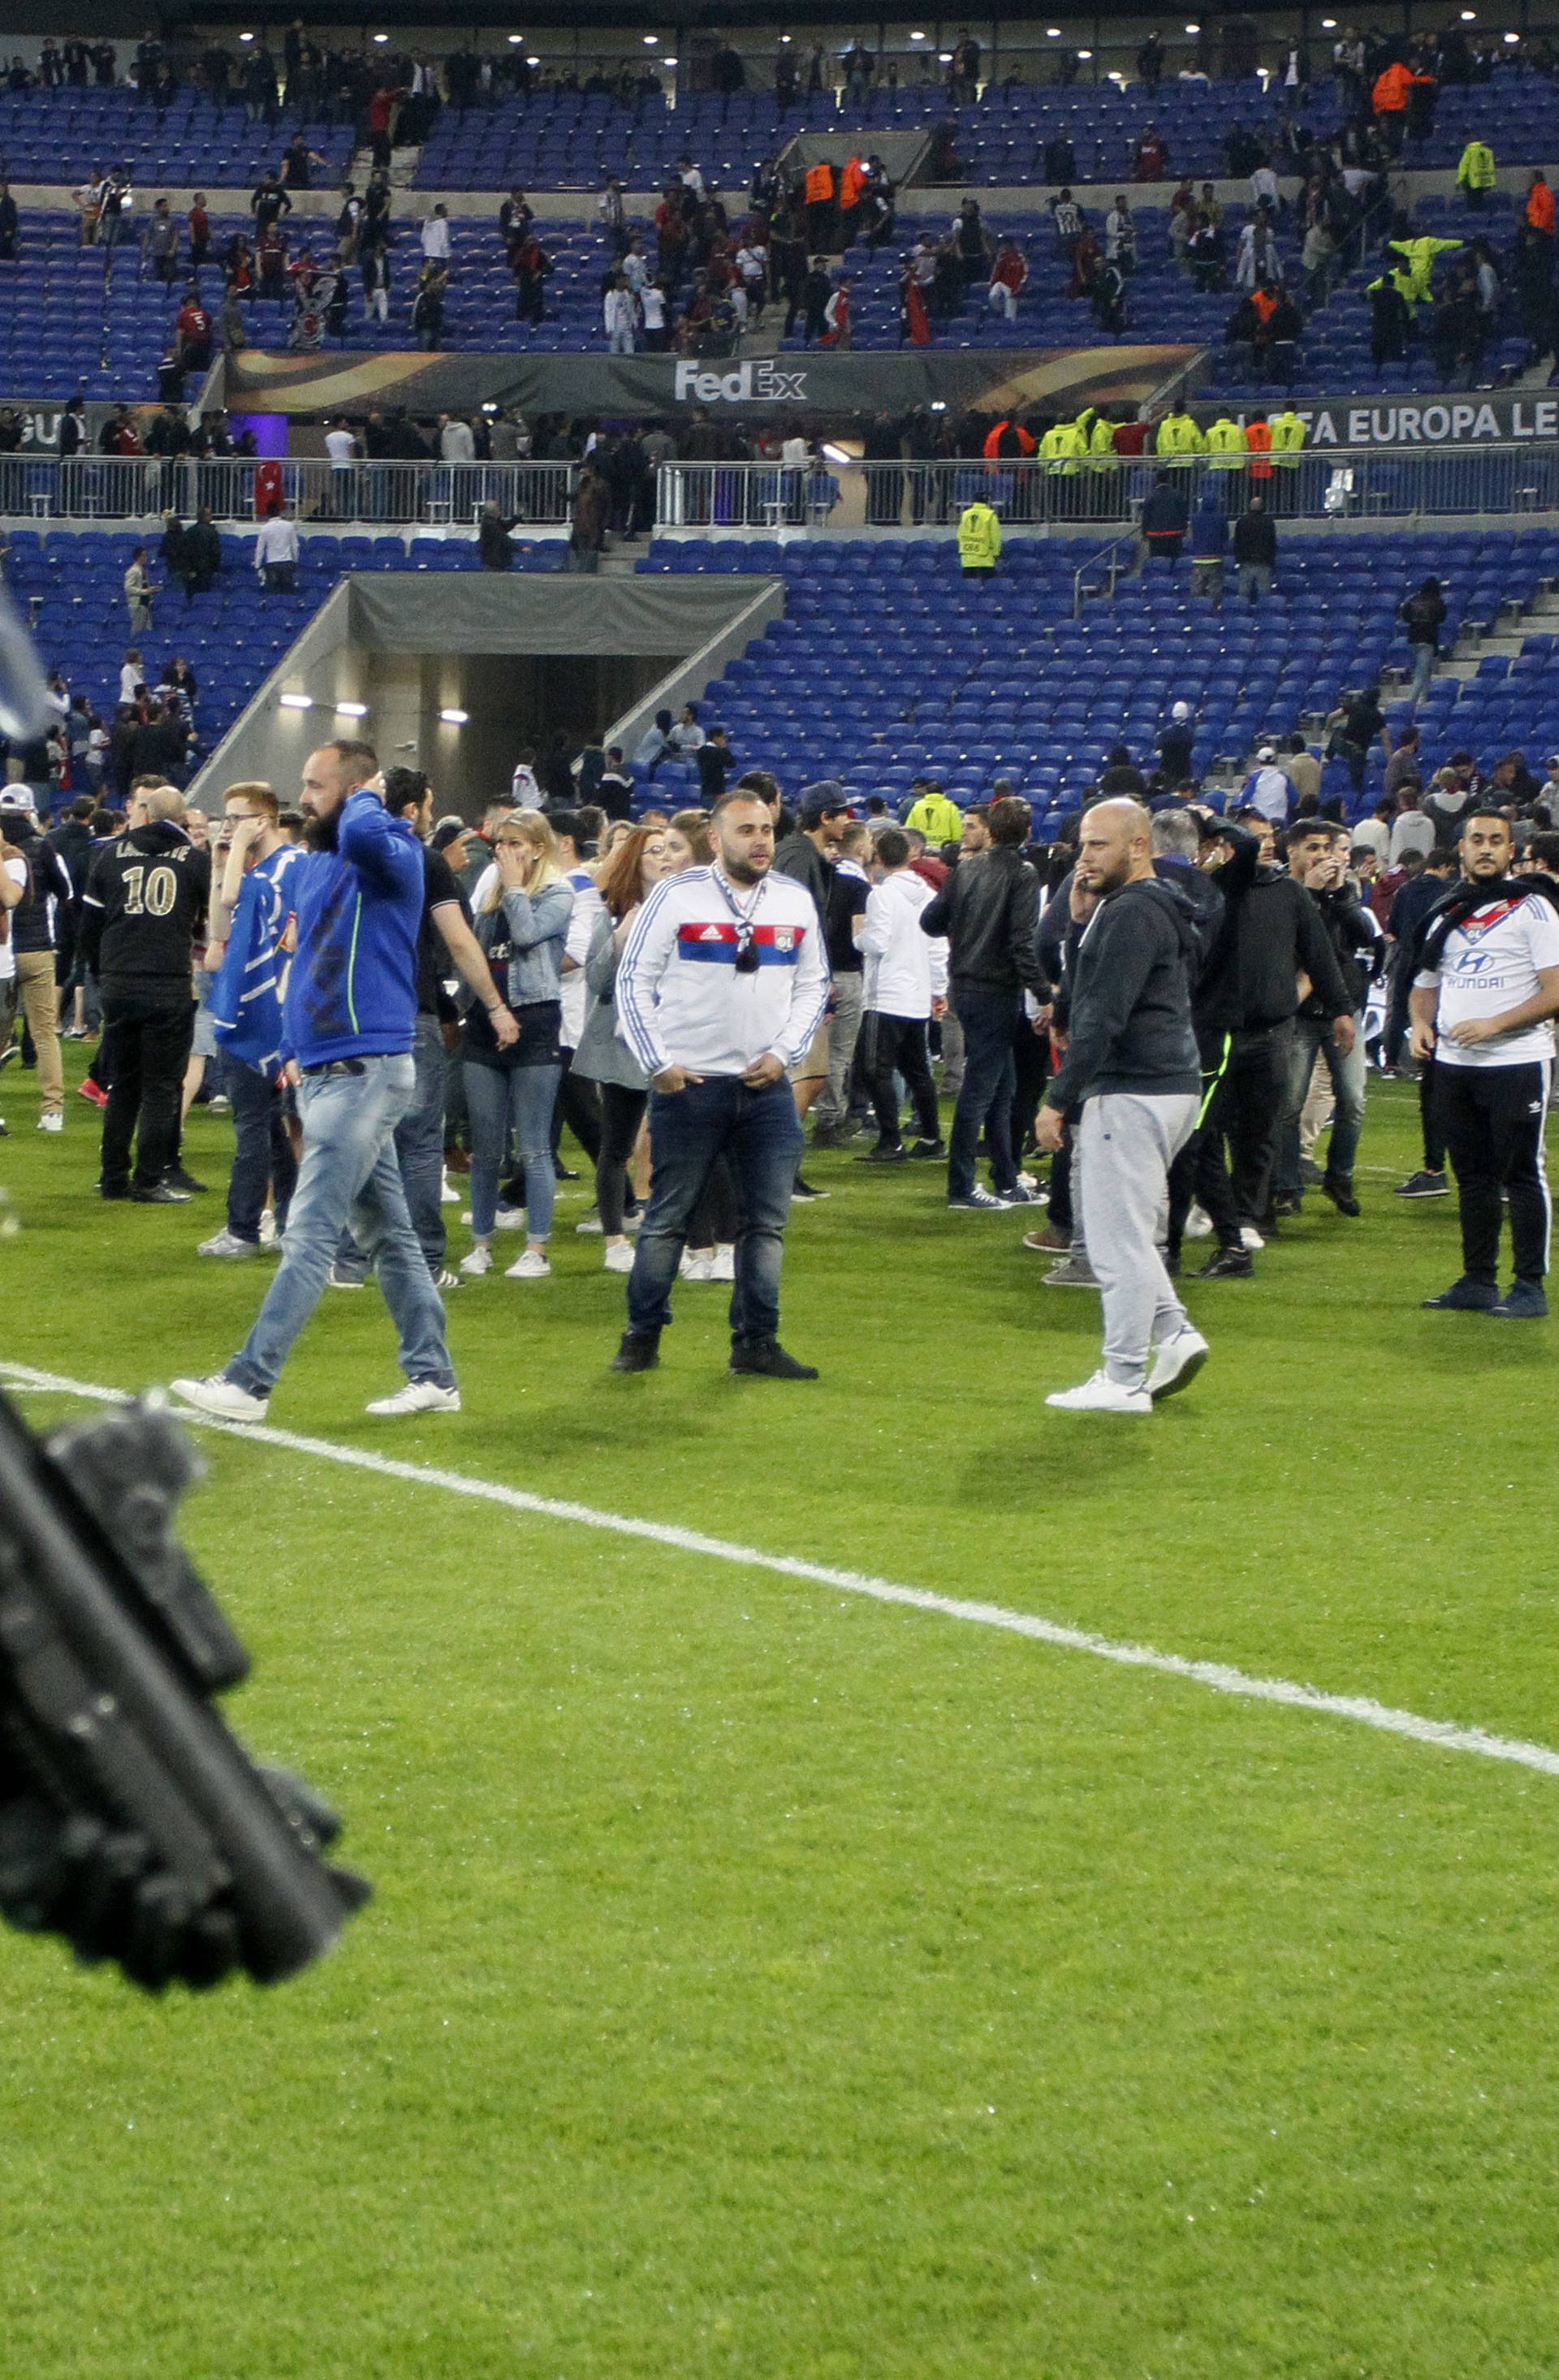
top-left (78, 783), bottom-right (212, 1202)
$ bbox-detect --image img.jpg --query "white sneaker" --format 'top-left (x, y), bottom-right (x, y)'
top-left (577, 1213), bottom-right (604, 1233)
top-left (603, 1241), bottom-right (635, 1273)
top-left (494, 1203), bottom-right (526, 1230)
top-left (680, 1248), bottom-right (715, 1282)
top-left (505, 1248), bottom-right (551, 1279)
top-left (1239, 1225), bottom-right (1265, 1253)
top-left (1185, 1203), bottom-right (1215, 1240)
top-left (441, 1171), bottom-right (460, 1205)
top-left (169, 1373), bottom-right (270, 1423)
top-left (460, 1244), bottom-right (494, 1277)
top-left (1147, 1326), bottom-right (1209, 1403)
top-left (365, 1380), bottom-right (462, 1416)
top-left (434, 1266), bottom-right (461, 1290)
top-left (37, 1111), bottom-right (63, 1133)
top-left (257, 1209), bottom-right (278, 1245)
top-left (197, 1227), bottom-right (260, 1259)
top-left (1044, 1369), bottom-right (1151, 1415)
top-left (710, 1244), bottom-right (735, 1282)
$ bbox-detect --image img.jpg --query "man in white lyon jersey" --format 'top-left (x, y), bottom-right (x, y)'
top-left (1410, 807), bottom-right (1559, 1318)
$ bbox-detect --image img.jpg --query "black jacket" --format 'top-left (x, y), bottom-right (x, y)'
top-left (1233, 509), bottom-right (1277, 566)
top-left (1195, 825), bottom-right (1352, 1031)
top-left (48, 817), bottom-right (96, 903)
top-left (2, 821), bottom-right (71, 954)
top-left (1047, 875), bottom-right (1202, 1112)
top-left (1301, 883), bottom-right (1380, 1015)
top-left (920, 847), bottom-right (1049, 998)
top-left (79, 821), bottom-right (210, 991)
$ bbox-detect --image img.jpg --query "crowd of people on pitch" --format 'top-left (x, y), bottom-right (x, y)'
top-left (3, 718), bottom-right (1555, 1425)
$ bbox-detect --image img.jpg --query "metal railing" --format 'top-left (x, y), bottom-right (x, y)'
top-left (1073, 529), bottom-right (1139, 616)
top-left (4, 445), bottom-right (1559, 536)
top-left (0, 455), bottom-right (579, 528)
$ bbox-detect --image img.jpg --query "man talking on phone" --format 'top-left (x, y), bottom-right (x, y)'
top-left (171, 741), bottom-right (463, 1421)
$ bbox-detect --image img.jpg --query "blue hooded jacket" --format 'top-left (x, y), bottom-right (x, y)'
top-left (1190, 488), bottom-right (1229, 564)
top-left (282, 788), bottom-right (423, 1067)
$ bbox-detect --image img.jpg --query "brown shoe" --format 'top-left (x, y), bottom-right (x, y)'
top-left (1022, 1225), bottom-right (1071, 1253)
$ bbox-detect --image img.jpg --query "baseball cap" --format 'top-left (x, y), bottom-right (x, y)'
top-left (0, 787), bottom-right (37, 814)
top-left (430, 817), bottom-right (469, 853)
top-left (798, 777), bottom-right (849, 826)
top-left (1256, 744), bottom-right (1276, 762)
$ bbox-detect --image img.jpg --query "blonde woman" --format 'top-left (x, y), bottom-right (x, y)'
top-left (571, 824), bottom-right (671, 1270)
top-left (461, 809), bottom-right (573, 1281)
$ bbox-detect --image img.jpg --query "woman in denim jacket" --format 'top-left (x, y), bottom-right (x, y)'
top-left (460, 809), bottom-right (573, 1282)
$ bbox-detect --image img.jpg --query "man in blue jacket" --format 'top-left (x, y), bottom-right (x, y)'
top-left (171, 740), bottom-right (460, 1421)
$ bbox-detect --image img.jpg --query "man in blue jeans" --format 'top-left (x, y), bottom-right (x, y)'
top-left (199, 779), bottom-right (301, 1259)
top-left (612, 789), bottom-right (830, 1378)
top-left (918, 794), bottom-right (1051, 1210)
top-left (171, 741), bottom-right (464, 1422)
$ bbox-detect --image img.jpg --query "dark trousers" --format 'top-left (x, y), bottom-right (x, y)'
top-left (98, 985), bottom-right (193, 1192)
top-left (1193, 1021), bottom-right (1292, 1244)
top-left (1436, 1058), bottom-right (1551, 1284)
top-left (1010, 1009), bottom-right (1050, 1169)
top-left (626, 1076), bottom-right (804, 1343)
top-left (224, 1050), bottom-right (297, 1240)
top-left (595, 1080), bottom-right (647, 1235)
top-left (866, 1011), bottom-right (939, 1145)
top-left (552, 1066), bottom-right (602, 1164)
top-left (948, 986), bottom-right (1021, 1197)
top-left (1419, 1055), bottom-right (1447, 1172)
top-left (339, 1011), bottom-right (447, 1278)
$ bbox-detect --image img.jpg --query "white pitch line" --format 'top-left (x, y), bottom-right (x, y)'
top-left (6, 1360), bottom-right (1557, 1783)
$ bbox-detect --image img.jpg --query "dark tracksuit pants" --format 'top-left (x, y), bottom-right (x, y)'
top-left (866, 1011), bottom-right (939, 1145)
top-left (1190, 1020), bottom-right (1293, 1247)
top-left (1436, 1058), bottom-right (1552, 1284)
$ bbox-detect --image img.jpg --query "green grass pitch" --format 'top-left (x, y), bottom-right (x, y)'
top-left (1, 1050), bottom-right (1556, 2379)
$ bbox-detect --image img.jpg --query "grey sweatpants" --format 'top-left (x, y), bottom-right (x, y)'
top-left (1078, 1090), bottom-right (1199, 1389)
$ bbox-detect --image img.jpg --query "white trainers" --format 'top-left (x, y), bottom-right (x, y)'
top-left (709, 1244), bottom-right (735, 1282)
top-left (1044, 1369), bottom-right (1151, 1416)
top-left (1239, 1225), bottom-right (1265, 1253)
top-left (37, 1111), bottom-right (63, 1133)
top-left (505, 1248), bottom-right (551, 1279)
top-left (460, 1244), bottom-right (494, 1277)
top-left (197, 1227), bottom-right (260, 1259)
top-left (257, 1209), bottom-right (278, 1245)
top-left (1185, 1203), bottom-right (1215, 1240)
top-left (577, 1213), bottom-right (604, 1234)
top-left (365, 1380), bottom-right (462, 1416)
top-left (680, 1248), bottom-right (715, 1282)
top-left (1147, 1327), bottom-right (1209, 1403)
top-left (441, 1171), bottom-right (460, 1205)
top-left (603, 1241), bottom-right (635, 1273)
top-left (434, 1266), bottom-right (462, 1290)
top-left (169, 1373), bottom-right (270, 1424)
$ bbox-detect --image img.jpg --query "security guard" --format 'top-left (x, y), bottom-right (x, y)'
top-left (1155, 407), bottom-right (1207, 466)
top-left (1205, 414), bottom-right (1246, 470)
top-left (1456, 136), bottom-right (1496, 208)
top-left (957, 495), bottom-right (1002, 578)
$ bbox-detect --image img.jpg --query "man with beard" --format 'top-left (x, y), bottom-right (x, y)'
top-left (1411, 808), bottom-right (1559, 1318)
top-left (170, 743), bottom-right (460, 1421)
top-left (611, 789), bottom-right (830, 1379)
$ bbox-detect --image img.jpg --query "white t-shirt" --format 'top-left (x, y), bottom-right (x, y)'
top-left (639, 285), bottom-right (665, 330)
top-left (325, 428), bottom-right (356, 466)
top-left (0, 856), bottom-right (25, 982)
top-left (1416, 889), bottom-right (1559, 1068)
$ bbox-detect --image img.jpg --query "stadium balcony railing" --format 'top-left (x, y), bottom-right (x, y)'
top-left (2, 448), bottom-right (1543, 534)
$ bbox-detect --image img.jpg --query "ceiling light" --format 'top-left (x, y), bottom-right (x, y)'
top-left (335, 700), bottom-right (369, 718)
top-left (643, 33), bottom-right (658, 43)
top-left (1047, 27), bottom-right (1061, 37)
top-left (1459, 8), bottom-right (1475, 16)
top-left (1077, 47), bottom-right (1093, 58)
top-left (527, 56), bottom-right (539, 66)
top-left (664, 56), bottom-right (677, 65)
top-left (909, 30), bottom-right (925, 40)
top-left (1321, 15), bottom-right (1337, 24)
top-left (278, 693), bottom-right (313, 711)
top-left (1185, 23), bottom-right (1201, 32)
top-left (373, 32), bottom-right (388, 43)
top-left (1504, 27), bottom-right (1520, 38)
top-left (939, 53), bottom-right (952, 63)
top-left (438, 708), bottom-right (469, 726)
top-left (508, 32), bottom-right (522, 43)
top-left (238, 30), bottom-right (253, 41)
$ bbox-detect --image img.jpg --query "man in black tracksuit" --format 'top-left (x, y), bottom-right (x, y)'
top-left (920, 794), bottom-right (1051, 1208)
top-left (78, 786), bottom-right (210, 1201)
top-left (1180, 817), bottom-right (1354, 1274)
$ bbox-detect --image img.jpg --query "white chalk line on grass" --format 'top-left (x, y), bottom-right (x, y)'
top-left (6, 1359), bottom-right (1557, 1783)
